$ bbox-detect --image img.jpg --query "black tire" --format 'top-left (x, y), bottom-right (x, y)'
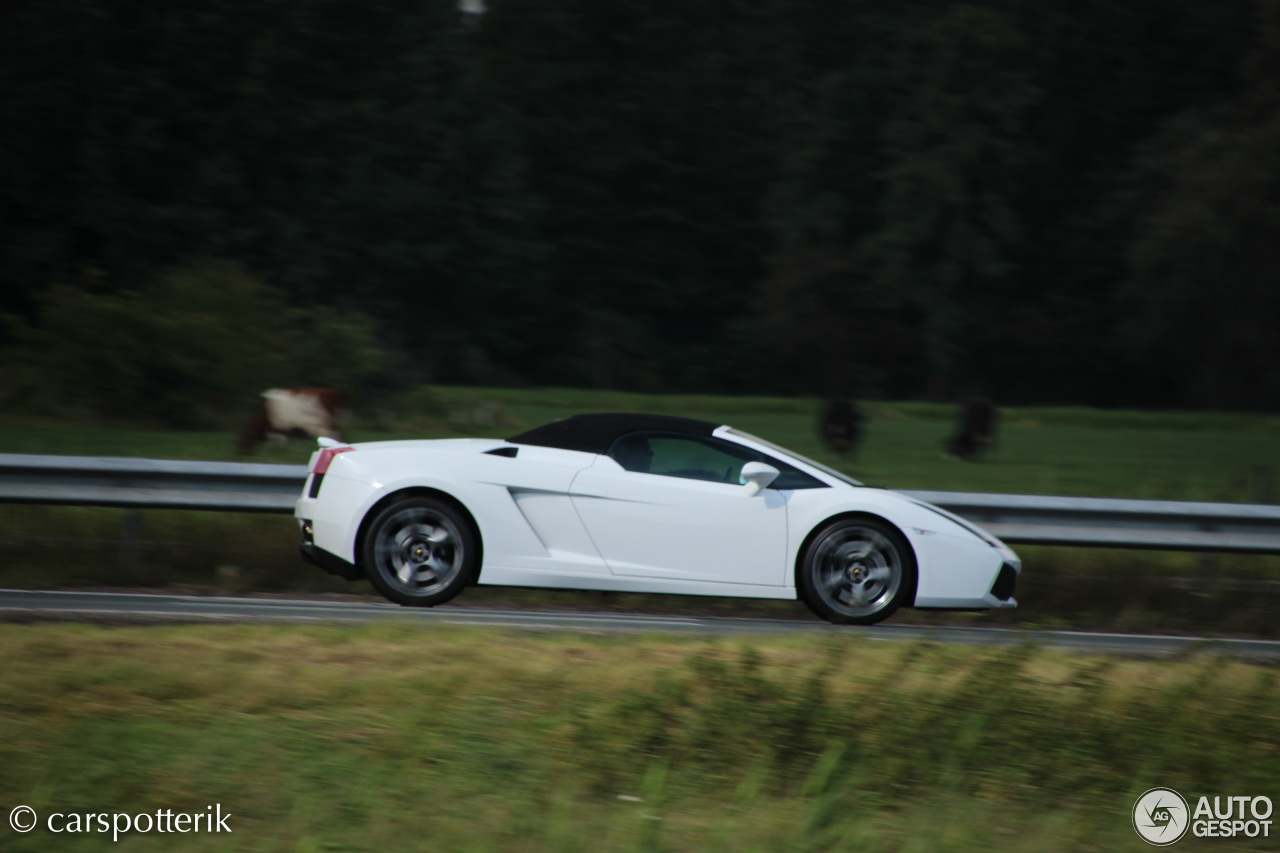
top-left (361, 496), bottom-right (479, 607)
top-left (797, 516), bottom-right (916, 625)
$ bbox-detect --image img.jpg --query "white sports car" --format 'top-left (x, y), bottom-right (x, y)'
top-left (295, 413), bottom-right (1020, 624)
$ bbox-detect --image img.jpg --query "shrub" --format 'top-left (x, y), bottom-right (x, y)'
top-left (0, 261), bottom-right (387, 427)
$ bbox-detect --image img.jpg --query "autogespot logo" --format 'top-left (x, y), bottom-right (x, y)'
top-left (1134, 788), bottom-right (1191, 846)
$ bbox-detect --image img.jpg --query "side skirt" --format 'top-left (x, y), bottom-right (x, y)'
top-left (476, 566), bottom-right (798, 600)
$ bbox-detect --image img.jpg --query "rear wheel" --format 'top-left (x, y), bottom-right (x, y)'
top-left (798, 517), bottom-right (915, 625)
top-left (361, 496), bottom-right (478, 607)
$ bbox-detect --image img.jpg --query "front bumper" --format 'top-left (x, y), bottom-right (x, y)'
top-left (990, 561), bottom-right (1018, 602)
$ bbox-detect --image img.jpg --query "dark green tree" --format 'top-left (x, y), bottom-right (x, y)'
top-left (1127, 0), bottom-right (1280, 410)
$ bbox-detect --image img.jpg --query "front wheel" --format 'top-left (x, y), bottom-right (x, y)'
top-left (798, 517), bottom-right (915, 625)
top-left (361, 496), bottom-right (478, 607)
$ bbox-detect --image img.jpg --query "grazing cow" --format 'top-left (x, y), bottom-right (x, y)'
top-left (945, 397), bottom-right (997, 461)
top-left (238, 388), bottom-right (344, 455)
top-left (818, 399), bottom-right (865, 457)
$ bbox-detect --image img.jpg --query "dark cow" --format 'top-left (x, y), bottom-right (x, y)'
top-left (238, 388), bottom-right (344, 455)
top-left (945, 397), bottom-right (997, 461)
top-left (818, 399), bottom-right (865, 457)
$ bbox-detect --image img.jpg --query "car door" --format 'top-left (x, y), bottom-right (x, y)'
top-left (471, 444), bottom-right (608, 575)
top-left (569, 431), bottom-right (789, 585)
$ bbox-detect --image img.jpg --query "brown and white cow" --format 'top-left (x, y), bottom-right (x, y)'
top-left (237, 388), bottom-right (345, 454)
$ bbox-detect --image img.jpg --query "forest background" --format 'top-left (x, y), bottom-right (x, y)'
top-left (3, 0), bottom-right (1279, 425)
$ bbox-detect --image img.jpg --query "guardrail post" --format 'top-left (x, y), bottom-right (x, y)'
top-left (120, 509), bottom-right (142, 574)
top-left (1197, 552), bottom-right (1220, 617)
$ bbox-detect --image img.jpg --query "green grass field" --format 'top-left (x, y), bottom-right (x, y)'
top-left (6, 386), bottom-right (1280, 500)
top-left (1, 623), bottom-right (1275, 852)
top-left (2, 387), bottom-right (1279, 636)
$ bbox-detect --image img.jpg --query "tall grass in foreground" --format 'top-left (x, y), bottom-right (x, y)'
top-left (1, 624), bottom-right (1275, 851)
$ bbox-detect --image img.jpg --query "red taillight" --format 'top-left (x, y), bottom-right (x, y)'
top-left (312, 446), bottom-right (353, 474)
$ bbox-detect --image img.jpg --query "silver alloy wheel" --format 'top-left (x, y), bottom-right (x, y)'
top-left (371, 506), bottom-right (465, 596)
top-left (811, 524), bottom-right (902, 619)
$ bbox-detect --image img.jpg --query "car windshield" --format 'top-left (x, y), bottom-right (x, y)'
top-left (723, 428), bottom-right (863, 487)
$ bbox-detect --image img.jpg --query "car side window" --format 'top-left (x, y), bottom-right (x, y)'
top-left (607, 431), bottom-right (827, 489)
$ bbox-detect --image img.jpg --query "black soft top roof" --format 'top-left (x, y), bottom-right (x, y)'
top-left (507, 413), bottom-right (720, 455)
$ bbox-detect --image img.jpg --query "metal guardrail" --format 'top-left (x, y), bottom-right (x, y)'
top-left (902, 490), bottom-right (1280, 554)
top-left (2, 453), bottom-right (1280, 554)
top-left (0, 453), bottom-right (304, 513)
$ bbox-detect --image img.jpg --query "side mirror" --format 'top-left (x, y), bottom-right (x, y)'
top-left (740, 462), bottom-right (779, 496)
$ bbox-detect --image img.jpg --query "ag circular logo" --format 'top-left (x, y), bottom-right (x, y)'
top-left (1134, 787), bottom-right (1190, 845)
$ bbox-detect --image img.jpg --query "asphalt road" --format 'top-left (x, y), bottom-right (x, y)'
top-left (2, 589), bottom-right (1278, 657)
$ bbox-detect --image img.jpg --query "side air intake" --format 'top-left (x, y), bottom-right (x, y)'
top-left (990, 563), bottom-right (1018, 601)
